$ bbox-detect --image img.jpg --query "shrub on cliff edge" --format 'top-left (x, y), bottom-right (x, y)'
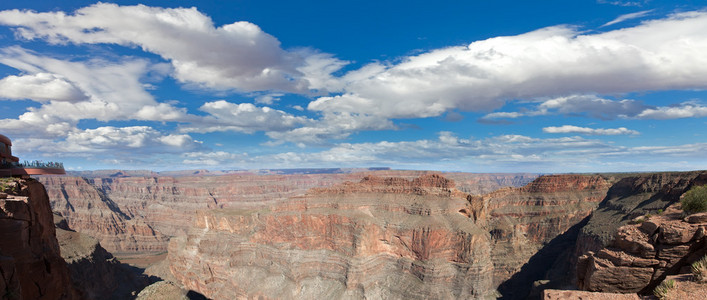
top-left (692, 255), bottom-right (707, 282)
top-left (653, 279), bottom-right (675, 300)
top-left (681, 185), bottom-right (707, 214)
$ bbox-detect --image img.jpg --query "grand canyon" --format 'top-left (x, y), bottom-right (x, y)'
top-left (2, 169), bottom-right (706, 299)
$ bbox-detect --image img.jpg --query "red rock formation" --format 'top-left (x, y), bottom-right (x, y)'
top-left (38, 171), bottom-right (533, 254)
top-left (168, 175), bottom-right (495, 299)
top-left (55, 214), bottom-right (156, 299)
top-left (39, 176), bottom-right (168, 253)
top-left (482, 174), bottom-right (614, 294)
top-left (0, 178), bottom-right (79, 299)
top-left (577, 204), bottom-right (707, 293)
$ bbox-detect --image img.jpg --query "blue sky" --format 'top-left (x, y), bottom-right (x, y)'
top-left (1, 0), bottom-right (707, 172)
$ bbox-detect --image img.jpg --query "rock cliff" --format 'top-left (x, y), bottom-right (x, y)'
top-left (168, 174), bottom-right (495, 299)
top-left (55, 214), bottom-right (157, 299)
top-left (38, 172), bottom-right (534, 254)
top-left (482, 174), bottom-right (615, 298)
top-left (577, 202), bottom-right (707, 294)
top-left (0, 178), bottom-right (79, 299)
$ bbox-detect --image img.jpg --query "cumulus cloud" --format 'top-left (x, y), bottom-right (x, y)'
top-left (543, 125), bottom-right (639, 135)
top-left (0, 73), bottom-right (87, 102)
top-left (62, 126), bottom-right (201, 152)
top-left (635, 103), bottom-right (707, 119)
top-left (0, 3), bottom-right (347, 93)
top-left (310, 12), bottom-right (707, 121)
top-left (179, 100), bottom-right (310, 134)
top-left (0, 47), bottom-right (191, 137)
top-left (265, 112), bottom-right (395, 146)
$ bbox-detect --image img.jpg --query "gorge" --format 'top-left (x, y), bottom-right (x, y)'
top-left (2, 169), bottom-right (705, 299)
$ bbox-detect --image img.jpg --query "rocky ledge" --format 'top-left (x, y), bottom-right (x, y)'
top-left (577, 204), bottom-right (707, 293)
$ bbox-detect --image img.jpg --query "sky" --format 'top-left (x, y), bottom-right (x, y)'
top-left (0, 0), bottom-right (707, 173)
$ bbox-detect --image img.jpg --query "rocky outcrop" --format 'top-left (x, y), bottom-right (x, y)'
top-left (168, 174), bottom-right (495, 299)
top-left (577, 204), bottom-right (707, 293)
top-left (0, 178), bottom-right (79, 299)
top-left (54, 215), bottom-right (156, 299)
top-left (576, 171), bottom-right (707, 257)
top-left (483, 174), bottom-right (615, 298)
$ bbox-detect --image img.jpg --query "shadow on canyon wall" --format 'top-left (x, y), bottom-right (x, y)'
top-left (497, 216), bottom-right (591, 300)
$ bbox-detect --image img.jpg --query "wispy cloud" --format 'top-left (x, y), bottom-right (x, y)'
top-left (543, 125), bottom-right (639, 135)
top-left (481, 95), bottom-right (707, 122)
top-left (602, 10), bottom-right (654, 27)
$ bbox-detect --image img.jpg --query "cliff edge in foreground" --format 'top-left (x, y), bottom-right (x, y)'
top-left (0, 178), bottom-right (79, 299)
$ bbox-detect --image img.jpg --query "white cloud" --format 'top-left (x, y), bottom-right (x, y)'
top-left (254, 93), bottom-right (284, 105)
top-left (261, 132), bottom-right (609, 167)
top-left (0, 47), bottom-right (192, 138)
top-left (482, 95), bottom-right (707, 122)
top-left (543, 125), bottom-right (639, 135)
top-left (179, 100), bottom-right (310, 134)
top-left (265, 112), bottom-right (396, 146)
top-left (597, 0), bottom-right (647, 7)
top-left (0, 73), bottom-right (87, 102)
top-left (310, 12), bottom-right (707, 122)
top-left (0, 3), bottom-right (347, 93)
top-left (11, 126), bottom-right (202, 164)
top-left (63, 126), bottom-right (201, 152)
top-left (182, 151), bottom-right (247, 166)
top-left (635, 104), bottom-right (707, 119)
top-left (602, 10), bottom-right (653, 27)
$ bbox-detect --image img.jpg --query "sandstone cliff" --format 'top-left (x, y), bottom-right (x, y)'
top-left (168, 174), bottom-right (495, 299)
top-left (576, 171), bottom-right (707, 255)
top-left (481, 174), bottom-right (615, 298)
top-left (38, 172), bottom-right (534, 254)
top-left (0, 178), bottom-right (79, 299)
top-left (54, 214), bottom-right (157, 299)
top-left (577, 203), bottom-right (707, 294)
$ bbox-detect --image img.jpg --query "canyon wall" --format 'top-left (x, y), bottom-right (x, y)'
top-left (0, 178), bottom-right (79, 299)
top-left (477, 174), bottom-right (616, 298)
top-left (166, 173), bottom-right (605, 299)
top-left (168, 174), bottom-right (496, 299)
top-left (55, 214), bottom-right (157, 299)
top-left (38, 171), bottom-right (535, 254)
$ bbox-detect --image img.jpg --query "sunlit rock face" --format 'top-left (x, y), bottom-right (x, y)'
top-left (168, 175), bottom-right (497, 299)
top-left (575, 171), bottom-right (707, 294)
top-left (37, 171), bottom-right (535, 254)
top-left (0, 178), bottom-right (79, 300)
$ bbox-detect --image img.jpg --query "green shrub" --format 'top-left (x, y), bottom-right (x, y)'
top-left (681, 185), bottom-right (707, 214)
top-left (657, 209), bottom-right (664, 215)
top-left (653, 279), bottom-right (676, 300)
top-left (692, 255), bottom-right (707, 282)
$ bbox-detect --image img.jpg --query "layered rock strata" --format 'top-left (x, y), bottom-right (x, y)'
top-left (168, 174), bottom-right (495, 299)
top-left (55, 214), bottom-right (156, 299)
top-left (480, 174), bottom-right (614, 297)
top-left (577, 205), bottom-right (707, 293)
top-left (576, 171), bottom-right (707, 257)
top-left (40, 176), bottom-right (168, 253)
top-left (38, 172), bottom-right (534, 254)
top-left (0, 178), bottom-right (79, 299)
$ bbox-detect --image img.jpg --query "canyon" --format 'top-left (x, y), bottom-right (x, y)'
top-left (1, 169), bottom-right (699, 299)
